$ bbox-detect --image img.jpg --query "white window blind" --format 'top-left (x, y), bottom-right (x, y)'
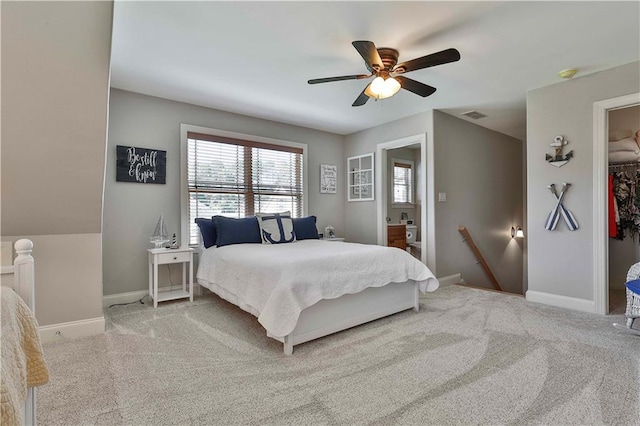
top-left (187, 132), bottom-right (303, 244)
top-left (393, 162), bottom-right (413, 204)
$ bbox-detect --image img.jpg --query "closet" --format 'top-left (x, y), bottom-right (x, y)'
top-left (608, 106), bottom-right (640, 313)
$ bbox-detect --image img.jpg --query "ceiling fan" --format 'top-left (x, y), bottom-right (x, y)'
top-left (308, 41), bottom-right (461, 107)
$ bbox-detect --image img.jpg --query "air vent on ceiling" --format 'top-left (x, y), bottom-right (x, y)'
top-left (462, 110), bottom-right (487, 120)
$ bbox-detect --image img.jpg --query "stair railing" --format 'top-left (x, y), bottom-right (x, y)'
top-left (458, 226), bottom-right (503, 292)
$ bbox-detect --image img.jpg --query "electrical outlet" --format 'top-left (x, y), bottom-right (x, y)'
top-left (438, 192), bottom-right (447, 202)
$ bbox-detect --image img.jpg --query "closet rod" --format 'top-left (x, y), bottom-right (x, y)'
top-left (609, 161), bottom-right (639, 172)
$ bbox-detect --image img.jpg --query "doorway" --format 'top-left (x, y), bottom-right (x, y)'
top-left (375, 133), bottom-right (434, 271)
top-left (607, 106), bottom-right (640, 314)
top-left (593, 92), bottom-right (640, 315)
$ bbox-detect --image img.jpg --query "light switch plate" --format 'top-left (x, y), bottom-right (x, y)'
top-left (438, 193), bottom-right (447, 202)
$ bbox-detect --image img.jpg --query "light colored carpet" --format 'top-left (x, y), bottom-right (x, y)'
top-left (610, 289), bottom-right (627, 315)
top-left (38, 285), bottom-right (640, 425)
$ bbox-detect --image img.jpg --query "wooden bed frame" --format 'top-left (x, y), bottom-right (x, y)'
top-left (200, 279), bottom-right (420, 355)
top-left (7, 239), bottom-right (38, 425)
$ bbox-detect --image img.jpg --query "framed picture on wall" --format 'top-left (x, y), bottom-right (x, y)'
top-left (116, 145), bottom-right (166, 184)
top-left (320, 164), bottom-right (337, 193)
top-left (347, 153), bottom-right (374, 201)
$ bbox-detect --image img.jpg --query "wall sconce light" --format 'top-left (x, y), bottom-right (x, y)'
top-left (511, 226), bottom-right (524, 238)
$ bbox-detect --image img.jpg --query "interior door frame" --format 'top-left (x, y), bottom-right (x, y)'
top-left (593, 92), bottom-right (640, 314)
top-left (376, 133), bottom-right (435, 271)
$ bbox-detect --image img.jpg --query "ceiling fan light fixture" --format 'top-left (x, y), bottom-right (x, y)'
top-left (309, 41), bottom-right (460, 106)
top-left (366, 76), bottom-right (401, 99)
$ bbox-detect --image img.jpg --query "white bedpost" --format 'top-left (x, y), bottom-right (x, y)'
top-left (14, 239), bottom-right (37, 426)
top-left (14, 239), bottom-right (35, 311)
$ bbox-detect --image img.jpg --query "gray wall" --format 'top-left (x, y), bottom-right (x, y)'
top-left (527, 61), bottom-right (640, 301)
top-left (1, 1), bottom-right (112, 325)
top-left (104, 89), bottom-right (345, 296)
top-left (344, 112), bottom-right (432, 246)
top-left (608, 105), bottom-right (640, 290)
top-left (433, 111), bottom-right (524, 294)
top-left (344, 110), bottom-right (524, 292)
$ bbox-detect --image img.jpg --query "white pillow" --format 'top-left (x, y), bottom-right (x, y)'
top-left (255, 211), bottom-right (296, 244)
top-left (608, 138), bottom-right (640, 153)
top-left (609, 129), bottom-right (633, 141)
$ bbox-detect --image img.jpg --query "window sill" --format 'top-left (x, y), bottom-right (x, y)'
top-left (391, 203), bottom-right (415, 209)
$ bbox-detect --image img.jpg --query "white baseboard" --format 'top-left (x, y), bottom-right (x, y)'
top-left (39, 316), bottom-right (105, 343)
top-left (525, 290), bottom-right (596, 313)
top-left (103, 286), bottom-right (197, 308)
top-left (103, 289), bottom-right (148, 308)
top-left (437, 273), bottom-right (462, 287)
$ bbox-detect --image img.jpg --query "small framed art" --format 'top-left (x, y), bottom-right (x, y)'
top-left (320, 164), bottom-right (337, 194)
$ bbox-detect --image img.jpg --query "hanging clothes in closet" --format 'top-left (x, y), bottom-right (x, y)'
top-left (609, 163), bottom-right (640, 240)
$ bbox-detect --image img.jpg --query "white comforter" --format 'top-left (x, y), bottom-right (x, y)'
top-left (197, 240), bottom-right (438, 337)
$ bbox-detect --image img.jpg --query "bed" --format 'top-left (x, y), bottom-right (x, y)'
top-left (197, 239), bottom-right (439, 355)
top-left (1, 239), bottom-right (49, 425)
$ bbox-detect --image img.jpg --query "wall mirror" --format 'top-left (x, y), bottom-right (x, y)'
top-left (347, 153), bottom-right (374, 201)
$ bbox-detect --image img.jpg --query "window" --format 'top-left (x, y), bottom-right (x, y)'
top-left (393, 160), bottom-right (413, 205)
top-left (186, 131), bottom-right (304, 245)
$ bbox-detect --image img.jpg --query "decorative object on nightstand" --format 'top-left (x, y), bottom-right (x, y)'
top-left (147, 247), bottom-right (194, 308)
top-left (324, 225), bottom-right (335, 239)
top-left (170, 233), bottom-right (179, 249)
top-left (150, 214), bottom-right (170, 248)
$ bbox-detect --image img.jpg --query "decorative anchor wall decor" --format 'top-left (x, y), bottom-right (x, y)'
top-left (544, 183), bottom-right (579, 231)
top-left (545, 135), bottom-right (573, 167)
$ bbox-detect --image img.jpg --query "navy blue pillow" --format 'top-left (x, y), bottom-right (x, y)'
top-left (213, 216), bottom-right (262, 247)
top-left (293, 216), bottom-right (319, 240)
top-left (195, 218), bottom-right (217, 249)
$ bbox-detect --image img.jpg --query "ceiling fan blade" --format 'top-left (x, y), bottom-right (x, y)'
top-left (352, 84), bottom-right (370, 107)
top-left (352, 41), bottom-right (384, 73)
top-left (395, 76), bottom-right (437, 97)
top-left (393, 48), bottom-right (461, 74)
top-left (308, 74), bottom-right (370, 84)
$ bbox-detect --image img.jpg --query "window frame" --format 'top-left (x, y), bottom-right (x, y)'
top-left (180, 124), bottom-right (308, 248)
top-left (391, 158), bottom-right (414, 208)
top-left (347, 153), bottom-right (375, 202)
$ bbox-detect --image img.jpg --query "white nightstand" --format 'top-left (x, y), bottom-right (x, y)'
top-left (322, 237), bottom-right (345, 242)
top-left (147, 247), bottom-right (194, 308)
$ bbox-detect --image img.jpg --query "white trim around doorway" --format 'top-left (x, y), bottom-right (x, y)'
top-left (376, 133), bottom-right (435, 272)
top-left (593, 92), bottom-right (640, 315)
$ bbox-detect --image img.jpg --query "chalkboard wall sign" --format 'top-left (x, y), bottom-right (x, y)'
top-left (116, 145), bottom-right (166, 184)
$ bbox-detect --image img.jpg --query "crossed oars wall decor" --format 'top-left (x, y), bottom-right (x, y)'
top-left (545, 183), bottom-right (579, 231)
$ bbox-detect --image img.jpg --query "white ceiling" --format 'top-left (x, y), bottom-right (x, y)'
top-left (111, 1), bottom-right (640, 140)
